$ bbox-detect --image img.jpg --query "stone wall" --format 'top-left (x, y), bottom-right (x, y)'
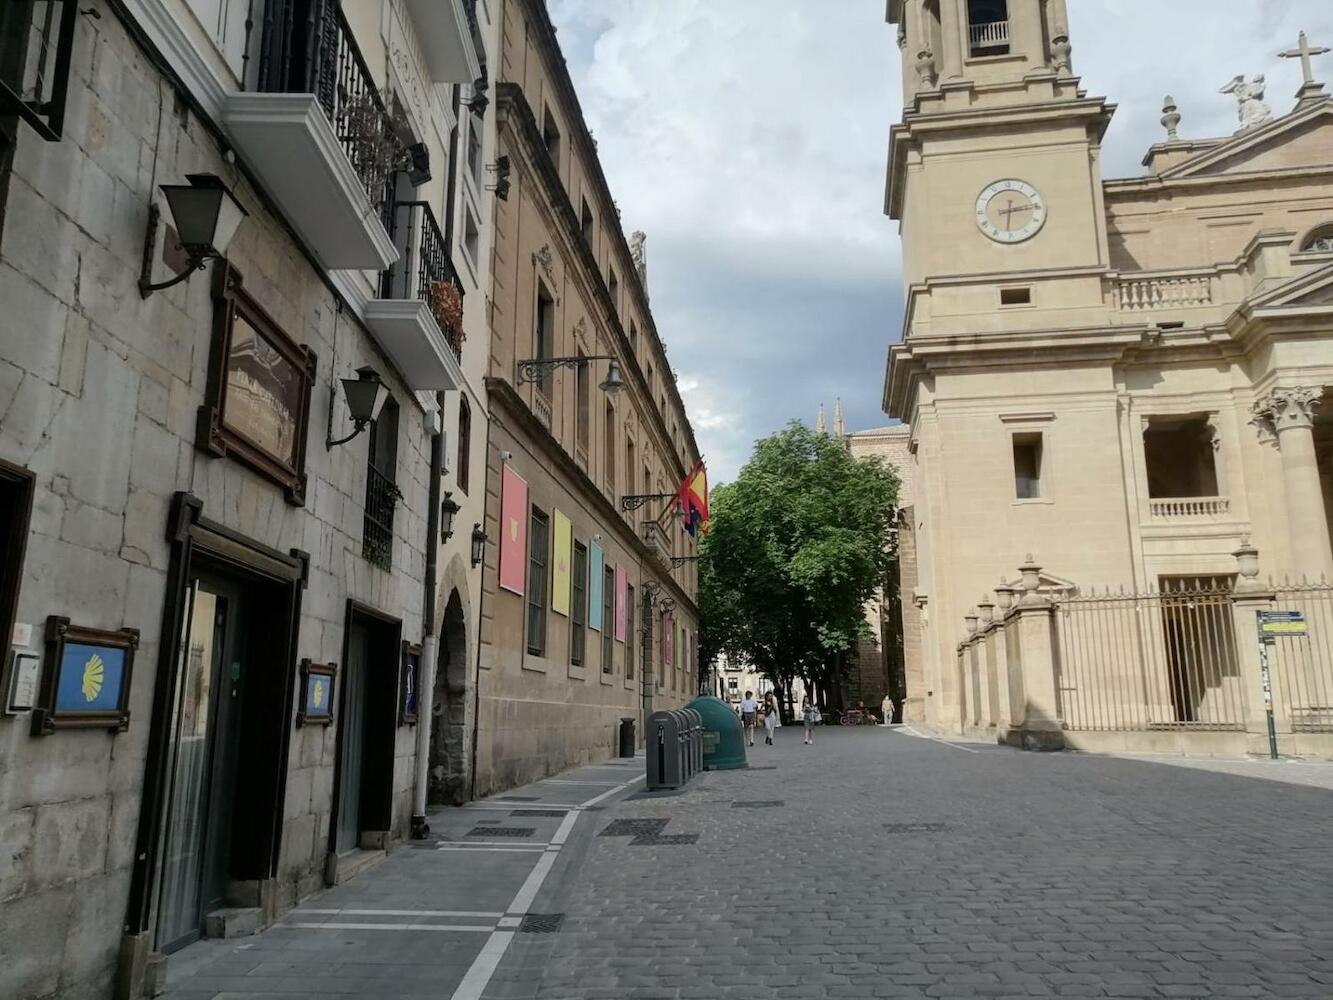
top-left (0, 8), bottom-right (431, 997)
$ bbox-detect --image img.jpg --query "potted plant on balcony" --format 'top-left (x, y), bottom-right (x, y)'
top-left (429, 278), bottom-right (466, 353)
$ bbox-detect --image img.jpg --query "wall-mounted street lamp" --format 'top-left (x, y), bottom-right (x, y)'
top-left (517, 355), bottom-right (624, 394)
top-left (440, 492), bottom-right (460, 543)
top-left (620, 492), bottom-right (677, 513)
top-left (470, 523), bottom-right (487, 568)
top-left (465, 75), bottom-right (489, 116)
top-left (326, 367), bottom-right (390, 449)
top-left (486, 155), bottom-right (511, 201)
top-left (139, 173), bottom-right (247, 297)
top-left (670, 555), bottom-right (701, 569)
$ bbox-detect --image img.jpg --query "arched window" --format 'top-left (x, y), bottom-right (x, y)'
top-left (1301, 226), bottom-right (1333, 253)
top-left (456, 396), bottom-right (471, 494)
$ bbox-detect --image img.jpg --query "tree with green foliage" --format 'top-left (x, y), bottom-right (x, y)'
top-left (699, 422), bottom-right (900, 717)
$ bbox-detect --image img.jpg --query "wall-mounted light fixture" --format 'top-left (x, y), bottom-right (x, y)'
top-left (517, 355), bottom-right (624, 395)
top-left (486, 155), bottom-right (511, 201)
top-left (470, 523), bottom-right (487, 568)
top-left (139, 173), bottom-right (247, 297)
top-left (465, 75), bottom-right (489, 116)
top-left (670, 555), bottom-right (702, 568)
top-left (440, 491), bottom-right (460, 543)
top-left (326, 366), bottom-right (390, 449)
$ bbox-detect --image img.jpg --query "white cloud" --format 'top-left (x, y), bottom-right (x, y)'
top-left (548, 1), bottom-right (1333, 482)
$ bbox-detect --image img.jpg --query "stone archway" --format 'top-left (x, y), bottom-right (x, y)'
top-left (428, 589), bottom-right (469, 806)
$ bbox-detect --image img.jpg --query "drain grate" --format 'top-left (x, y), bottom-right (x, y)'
top-left (630, 833), bottom-right (698, 846)
top-left (495, 796), bottom-right (540, 802)
top-left (746, 765), bottom-right (779, 771)
top-left (466, 827), bottom-right (535, 838)
top-left (519, 913), bottom-right (566, 934)
top-left (510, 809), bottom-right (568, 818)
top-left (475, 819), bottom-right (502, 825)
top-left (600, 819), bottom-right (668, 838)
top-left (884, 822), bottom-right (950, 834)
top-left (732, 800), bottom-right (784, 808)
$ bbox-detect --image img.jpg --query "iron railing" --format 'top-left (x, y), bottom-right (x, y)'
top-left (1267, 582), bottom-right (1333, 733)
top-left (1053, 581), bottom-right (1246, 731)
top-left (259, 1), bottom-right (403, 208)
top-left (383, 201), bottom-right (465, 358)
top-left (363, 465), bottom-right (399, 570)
top-left (0, 0), bottom-right (77, 141)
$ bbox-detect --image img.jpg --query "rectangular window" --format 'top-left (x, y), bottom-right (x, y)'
top-left (625, 438), bottom-right (635, 513)
top-left (580, 197), bottom-right (594, 245)
top-left (463, 208), bottom-right (480, 270)
top-left (601, 566), bottom-right (614, 674)
top-left (467, 112), bottom-right (483, 188)
top-left (1012, 433), bottom-right (1043, 500)
top-left (629, 321), bottom-right (639, 354)
top-left (604, 402), bottom-right (616, 494)
top-left (967, 0), bottom-right (1010, 56)
top-left (363, 399), bottom-right (400, 570)
top-left (542, 106), bottom-right (561, 172)
top-left (526, 508), bottom-right (550, 656)
top-left (456, 396), bottom-right (471, 495)
top-left (534, 283), bottom-right (555, 395)
top-left (1000, 286), bottom-right (1031, 306)
top-left (1144, 417), bottom-right (1220, 499)
top-left (571, 541), bottom-right (588, 666)
top-left (626, 583), bottom-right (636, 680)
top-left (575, 351), bottom-right (590, 455)
top-left (0, 460), bottom-right (35, 654)
top-left (608, 267), bottom-right (619, 313)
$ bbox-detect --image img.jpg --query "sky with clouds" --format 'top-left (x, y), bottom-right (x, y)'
top-left (546, 0), bottom-right (1333, 483)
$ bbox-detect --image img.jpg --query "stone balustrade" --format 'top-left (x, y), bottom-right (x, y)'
top-left (1149, 496), bottom-right (1231, 519)
top-left (1113, 271), bottom-right (1216, 311)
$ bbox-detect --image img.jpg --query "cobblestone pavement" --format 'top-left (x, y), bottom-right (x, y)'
top-left (162, 728), bottom-right (1333, 1000)
top-left (492, 727), bottom-right (1333, 1000)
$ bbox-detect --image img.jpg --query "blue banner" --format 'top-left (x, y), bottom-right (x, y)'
top-left (588, 543), bottom-right (604, 632)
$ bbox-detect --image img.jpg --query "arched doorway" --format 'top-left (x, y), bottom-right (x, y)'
top-left (429, 590), bottom-right (468, 806)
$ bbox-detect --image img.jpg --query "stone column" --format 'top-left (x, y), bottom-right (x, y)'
top-left (1252, 387), bottom-right (1333, 582)
top-left (1227, 539), bottom-right (1285, 756)
top-left (1010, 0), bottom-right (1047, 69)
top-left (1005, 557), bottom-right (1065, 750)
top-left (977, 599), bottom-right (997, 728)
top-left (939, 0), bottom-right (968, 81)
top-left (993, 584), bottom-right (1016, 731)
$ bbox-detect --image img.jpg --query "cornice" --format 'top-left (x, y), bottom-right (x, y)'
top-left (509, 0), bottom-right (701, 466)
top-left (495, 82), bottom-right (693, 482)
top-left (486, 377), bottom-right (699, 619)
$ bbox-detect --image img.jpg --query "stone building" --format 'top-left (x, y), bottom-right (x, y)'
top-left (471, 0), bottom-right (701, 794)
top-left (884, 1), bottom-right (1333, 755)
top-left (0, 1), bottom-right (486, 996)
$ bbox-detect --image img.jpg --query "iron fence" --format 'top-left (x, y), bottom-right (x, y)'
top-left (1053, 581), bottom-right (1246, 731)
top-left (1267, 582), bottom-right (1333, 733)
top-left (362, 465), bottom-right (399, 570)
top-left (383, 201), bottom-right (465, 357)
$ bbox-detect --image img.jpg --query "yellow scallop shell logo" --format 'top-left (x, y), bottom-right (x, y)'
top-left (82, 654), bottom-right (105, 702)
top-left (312, 678), bottom-right (325, 708)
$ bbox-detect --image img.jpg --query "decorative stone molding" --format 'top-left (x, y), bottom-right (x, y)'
top-left (1250, 386), bottom-right (1322, 440)
top-left (1050, 32), bottom-right (1072, 74)
top-left (532, 244), bottom-right (555, 285)
top-left (915, 49), bottom-right (938, 89)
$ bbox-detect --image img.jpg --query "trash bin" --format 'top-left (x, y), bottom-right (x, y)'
top-left (686, 696), bottom-right (747, 770)
top-left (646, 711), bottom-right (689, 790)
top-left (618, 717), bottom-right (636, 758)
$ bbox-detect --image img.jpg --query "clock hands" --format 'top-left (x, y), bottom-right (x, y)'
top-left (999, 197), bottom-right (1033, 227)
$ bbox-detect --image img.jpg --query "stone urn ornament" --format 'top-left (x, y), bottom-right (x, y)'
top-left (916, 49), bottom-right (938, 89)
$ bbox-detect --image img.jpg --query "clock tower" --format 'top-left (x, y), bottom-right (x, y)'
top-left (886, 0), bottom-right (1114, 297)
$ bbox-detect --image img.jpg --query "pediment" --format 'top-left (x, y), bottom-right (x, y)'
top-left (1247, 261), bottom-right (1333, 310)
top-left (1161, 102), bottom-right (1333, 180)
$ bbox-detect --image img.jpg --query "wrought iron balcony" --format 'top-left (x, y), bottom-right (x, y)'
top-left (363, 465), bottom-right (400, 570)
top-left (382, 201), bottom-right (465, 359)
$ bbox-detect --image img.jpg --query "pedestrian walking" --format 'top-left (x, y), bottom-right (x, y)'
top-left (739, 691), bottom-right (758, 747)
top-left (763, 693), bottom-right (781, 745)
top-left (882, 695), bottom-right (896, 726)
top-left (802, 699), bottom-right (818, 745)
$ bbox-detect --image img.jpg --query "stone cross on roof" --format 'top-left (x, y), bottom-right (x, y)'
top-left (1280, 31), bottom-right (1329, 87)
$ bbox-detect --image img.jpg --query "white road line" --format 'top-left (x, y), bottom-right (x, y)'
top-left (540, 779), bottom-right (623, 786)
top-left (448, 771), bottom-right (644, 1000)
top-left (460, 803), bottom-right (574, 812)
top-left (282, 922), bottom-right (495, 933)
top-left (899, 725), bottom-right (981, 753)
top-left (296, 908), bottom-right (503, 918)
top-left (455, 840), bottom-right (553, 847)
top-left (435, 846), bottom-right (547, 854)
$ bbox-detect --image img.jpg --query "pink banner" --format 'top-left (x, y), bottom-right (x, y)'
top-left (614, 567), bottom-right (628, 642)
top-left (498, 466), bottom-right (528, 594)
top-left (663, 611), bottom-right (674, 667)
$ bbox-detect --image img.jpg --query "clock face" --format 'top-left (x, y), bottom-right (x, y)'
top-left (975, 180), bottom-right (1047, 244)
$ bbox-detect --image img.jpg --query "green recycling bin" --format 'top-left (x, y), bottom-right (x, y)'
top-left (686, 696), bottom-right (747, 770)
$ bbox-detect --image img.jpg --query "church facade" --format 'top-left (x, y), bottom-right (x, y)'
top-left (884, 0), bottom-right (1333, 755)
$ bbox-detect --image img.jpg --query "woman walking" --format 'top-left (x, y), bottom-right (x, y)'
top-left (739, 691), bottom-right (758, 747)
top-left (762, 693), bottom-right (781, 746)
top-left (802, 699), bottom-right (818, 745)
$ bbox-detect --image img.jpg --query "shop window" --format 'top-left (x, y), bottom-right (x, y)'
top-left (626, 583), bottom-right (636, 680)
top-left (526, 507), bottom-right (549, 656)
top-left (199, 265), bottom-right (316, 505)
top-left (0, 460), bottom-right (35, 652)
top-left (456, 395), bottom-right (471, 495)
top-left (1144, 417), bottom-right (1219, 498)
top-left (571, 541), bottom-right (587, 666)
top-left (363, 398), bottom-right (400, 570)
top-left (534, 282), bottom-right (554, 396)
top-left (601, 566), bottom-right (614, 674)
top-left (1012, 432), bottom-right (1043, 500)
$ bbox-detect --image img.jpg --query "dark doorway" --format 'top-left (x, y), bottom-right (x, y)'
top-left (429, 590), bottom-right (468, 807)
top-left (154, 563), bottom-right (291, 953)
top-left (333, 604), bottom-right (401, 855)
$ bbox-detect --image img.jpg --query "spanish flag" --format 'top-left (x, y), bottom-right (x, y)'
top-left (678, 460), bottom-right (709, 537)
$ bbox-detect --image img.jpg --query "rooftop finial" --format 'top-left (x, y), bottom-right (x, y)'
top-left (834, 398), bottom-right (846, 438)
top-left (1161, 95), bottom-right (1181, 140)
top-left (816, 403), bottom-right (827, 435)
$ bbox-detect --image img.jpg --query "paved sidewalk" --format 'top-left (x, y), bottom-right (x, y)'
top-left (160, 756), bottom-right (646, 999)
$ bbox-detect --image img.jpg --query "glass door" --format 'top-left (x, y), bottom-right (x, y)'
top-left (336, 620), bottom-right (368, 854)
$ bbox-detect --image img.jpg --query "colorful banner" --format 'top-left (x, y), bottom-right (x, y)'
top-left (614, 567), bottom-right (628, 642)
top-left (498, 466), bottom-right (528, 594)
top-left (588, 543), bottom-right (604, 631)
top-left (551, 510), bottom-right (572, 616)
top-left (663, 611), bottom-right (674, 666)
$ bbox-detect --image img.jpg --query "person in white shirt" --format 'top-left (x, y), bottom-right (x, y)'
top-left (739, 692), bottom-right (758, 746)
top-left (762, 693), bottom-right (781, 745)
top-left (882, 695), bottom-right (896, 726)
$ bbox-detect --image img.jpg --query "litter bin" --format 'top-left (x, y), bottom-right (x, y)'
top-left (618, 717), bottom-right (636, 758)
top-left (646, 710), bottom-right (690, 790)
top-left (686, 696), bottom-right (747, 770)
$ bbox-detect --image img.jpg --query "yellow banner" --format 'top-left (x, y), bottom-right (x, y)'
top-left (552, 510), bottom-right (572, 617)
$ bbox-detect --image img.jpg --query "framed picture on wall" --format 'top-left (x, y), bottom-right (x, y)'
top-left (31, 617), bottom-right (139, 735)
top-left (399, 642), bottom-right (421, 726)
top-left (296, 659), bottom-right (336, 727)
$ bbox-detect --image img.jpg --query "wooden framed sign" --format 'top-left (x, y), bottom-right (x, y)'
top-left (32, 617), bottom-right (139, 734)
top-left (296, 659), bottom-right (336, 727)
top-left (399, 642), bottom-right (421, 726)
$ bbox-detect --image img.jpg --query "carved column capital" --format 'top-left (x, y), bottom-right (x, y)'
top-left (1251, 386), bottom-right (1323, 440)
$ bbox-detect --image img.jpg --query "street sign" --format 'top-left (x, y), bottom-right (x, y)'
top-left (1259, 610), bottom-right (1308, 637)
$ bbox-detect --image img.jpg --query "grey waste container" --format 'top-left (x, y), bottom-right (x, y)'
top-left (647, 711), bottom-right (688, 790)
top-left (618, 717), bottom-right (636, 758)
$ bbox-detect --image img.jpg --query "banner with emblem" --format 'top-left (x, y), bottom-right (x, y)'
top-left (551, 510), bottom-right (572, 616)
top-left (499, 465), bottom-right (528, 594)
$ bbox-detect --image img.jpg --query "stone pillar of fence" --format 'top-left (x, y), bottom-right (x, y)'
top-left (1001, 557), bottom-right (1066, 751)
top-left (1228, 538), bottom-right (1286, 755)
top-left (993, 584), bottom-right (1016, 733)
top-left (977, 598), bottom-right (997, 731)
